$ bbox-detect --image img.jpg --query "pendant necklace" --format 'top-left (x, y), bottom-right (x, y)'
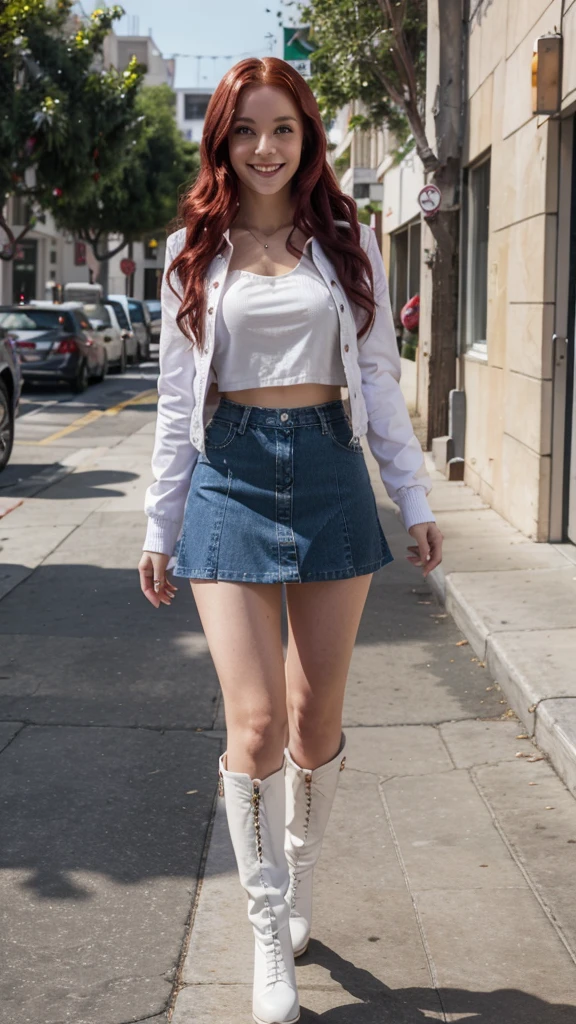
top-left (241, 221), bottom-right (294, 250)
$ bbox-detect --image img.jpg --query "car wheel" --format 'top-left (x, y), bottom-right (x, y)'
top-left (0, 379), bottom-right (14, 472)
top-left (71, 359), bottom-right (89, 393)
top-left (93, 353), bottom-right (108, 383)
top-left (111, 341), bottom-right (127, 375)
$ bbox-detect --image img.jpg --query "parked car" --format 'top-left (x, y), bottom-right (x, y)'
top-left (106, 298), bottom-right (138, 364)
top-left (0, 328), bottom-right (23, 472)
top-left (108, 294), bottom-right (150, 361)
top-left (127, 298), bottom-right (152, 360)
top-left (83, 301), bottom-right (127, 373)
top-left (145, 299), bottom-right (161, 346)
top-left (0, 303), bottom-right (107, 392)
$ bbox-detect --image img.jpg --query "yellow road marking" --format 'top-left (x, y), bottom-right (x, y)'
top-left (15, 389), bottom-right (157, 447)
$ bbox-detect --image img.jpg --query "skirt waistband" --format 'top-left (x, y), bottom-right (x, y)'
top-left (212, 397), bottom-right (349, 431)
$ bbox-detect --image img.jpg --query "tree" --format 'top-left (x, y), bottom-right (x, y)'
top-left (294, 0), bottom-right (462, 446)
top-left (0, 0), bottom-right (144, 259)
top-left (52, 84), bottom-right (200, 264)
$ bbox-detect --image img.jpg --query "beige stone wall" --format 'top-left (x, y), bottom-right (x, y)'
top-left (415, 0), bottom-right (573, 540)
top-left (460, 0), bottom-right (566, 540)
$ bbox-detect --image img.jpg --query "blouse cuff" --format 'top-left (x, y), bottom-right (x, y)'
top-left (143, 516), bottom-right (181, 557)
top-left (396, 486), bottom-right (436, 531)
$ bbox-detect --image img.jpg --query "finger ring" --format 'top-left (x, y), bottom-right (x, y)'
top-left (153, 579), bottom-right (163, 592)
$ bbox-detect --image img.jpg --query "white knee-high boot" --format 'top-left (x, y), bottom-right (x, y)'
top-left (284, 733), bottom-right (347, 957)
top-left (218, 754), bottom-right (300, 1024)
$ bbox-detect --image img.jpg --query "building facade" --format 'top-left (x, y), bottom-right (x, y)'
top-left (418, 0), bottom-right (576, 544)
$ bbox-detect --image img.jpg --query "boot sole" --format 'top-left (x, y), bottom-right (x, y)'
top-left (293, 941), bottom-right (309, 958)
top-left (252, 1014), bottom-right (300, 1024)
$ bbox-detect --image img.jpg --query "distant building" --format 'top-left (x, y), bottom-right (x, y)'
top-left (175, 89), bottom-right (213, 143)
top-left (103, 33), bottom-right (175, 87)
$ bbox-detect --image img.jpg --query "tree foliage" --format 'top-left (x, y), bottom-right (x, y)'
top-left (289, 0), bottom-right (438, 170)
top-left (0, 0), bottom-right (144, 257)
top-left (53, 84), bottom-right (200, 260)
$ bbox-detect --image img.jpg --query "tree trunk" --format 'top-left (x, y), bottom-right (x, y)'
top-left (425, 0), bottom-right (463, 446)
top-left (426, 206), bottom-right (459, 448)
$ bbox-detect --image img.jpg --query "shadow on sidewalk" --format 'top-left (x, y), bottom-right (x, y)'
top-left (299, 940), bottom-right (575, 1023)
top-left (0, 467), bottom-right (138, 498)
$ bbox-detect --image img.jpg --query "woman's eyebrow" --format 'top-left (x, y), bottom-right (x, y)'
top-left (232, 115), bottom-right (298, 123)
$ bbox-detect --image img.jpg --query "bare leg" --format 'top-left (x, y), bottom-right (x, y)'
top-left (284, 575), bottom-right (373, 769)
top-left (190, 580), bottom-right (286, 779)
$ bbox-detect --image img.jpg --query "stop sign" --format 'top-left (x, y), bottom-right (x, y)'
top-left (120, 258), bottom-right (136, 276)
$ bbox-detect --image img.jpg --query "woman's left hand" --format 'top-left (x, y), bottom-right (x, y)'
top-left (406, 522), bottom-right (443, 578)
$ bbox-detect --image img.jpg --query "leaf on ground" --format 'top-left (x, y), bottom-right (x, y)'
top-left (186, 789), bottom-right (199, 795)
top-left (455, 639), bottom-right (469, 646)
top-left (526, 755), bottom-right (545, 762)
top-left (516, 734), bottom-right (529, 739)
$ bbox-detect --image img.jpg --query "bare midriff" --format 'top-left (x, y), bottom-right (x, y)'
top-left (220, 383), bottom-right (342, 409)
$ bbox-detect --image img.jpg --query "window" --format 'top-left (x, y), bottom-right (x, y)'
top-left (463, 157), bottom-right (490, 353)
top-left (184, 94), bottom-right (210, 121)
top-left (82, 302), bottom-right (111, 327)
top-left (107, 300), bottom-right (130, 330)
top-left (389, 219), bottom-right (421, 322)
top-left (127, 299), bottom-right (143, 323)
top-left (0, 309), bottom-right (74, 332)
top-left (353, 183), bottom-right (371, 199)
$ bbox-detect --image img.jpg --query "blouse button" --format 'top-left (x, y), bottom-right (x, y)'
top-left (344, 344), bottom-right (349, 352)
top-left (340, 303), bottom-right (344, 312)
top-left (330, 279), bottom-right (336, 286)
top-left (213, 281), bottom-right (219, 288)
top-left (207, 306), bottom-right (214, 314)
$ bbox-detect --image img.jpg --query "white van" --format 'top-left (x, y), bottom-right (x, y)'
top-left (62, 282), bottom-right (104, 304)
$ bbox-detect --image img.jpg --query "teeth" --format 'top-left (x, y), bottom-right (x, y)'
top-left (252, 165), bottom-right (281, 172)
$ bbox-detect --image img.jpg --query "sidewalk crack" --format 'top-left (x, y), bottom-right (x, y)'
top-left (470, 767), bottom-right (576, 967)
top-left (378, 781), bottom-right (448, 1021)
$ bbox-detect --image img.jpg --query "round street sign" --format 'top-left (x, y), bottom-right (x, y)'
top-left (418, 184), bottom-right (442, 218)
top-left (120, 258), bottom-right (136, 276)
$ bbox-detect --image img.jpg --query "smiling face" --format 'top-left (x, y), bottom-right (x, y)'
top-left (227, 84), bottom-right (305, 197)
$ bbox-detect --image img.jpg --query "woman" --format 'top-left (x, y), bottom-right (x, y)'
top-left (138, 57), bottom-right (442, 1024)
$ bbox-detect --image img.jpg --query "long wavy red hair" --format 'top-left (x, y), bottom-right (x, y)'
top-left (167, 56), bottom-right (376, 347)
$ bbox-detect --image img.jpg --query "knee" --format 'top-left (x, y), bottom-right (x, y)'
top-left (287, 693), bottom-right (339, 748)
top-left (231, 706), bottom-right (288, 761)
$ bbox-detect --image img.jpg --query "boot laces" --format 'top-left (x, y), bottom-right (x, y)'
top-left (264, 932), bottom-right (288, 984)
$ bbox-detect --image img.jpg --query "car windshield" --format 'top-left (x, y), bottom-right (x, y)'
top-left (146, 301), bottom-right (161, 320)
top-left (127, 301), bottom-right (144, 323)
top-left (0, 309), bottom-right (74, 331)
top-left (108, 301), bottom-right (130, 330)
top-left (83, 303), bottom-right (111, 327)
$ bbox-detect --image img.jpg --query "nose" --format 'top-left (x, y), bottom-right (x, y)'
top-left (254, 134), bottom-right (277, 157)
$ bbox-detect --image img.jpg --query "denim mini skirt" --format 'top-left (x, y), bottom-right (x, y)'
top-left (173, 398), bottom-right (394, 584)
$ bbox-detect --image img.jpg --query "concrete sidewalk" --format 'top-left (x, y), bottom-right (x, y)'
top-left (171, 440), bottom-right (576, 1023)
top-left (423, 457), bottom-right (576, 802)
top-left (400, 356), bottom-right (576, 799)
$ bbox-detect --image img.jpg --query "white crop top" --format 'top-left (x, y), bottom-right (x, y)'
top-left (212, 252), bottom-right (346, 390)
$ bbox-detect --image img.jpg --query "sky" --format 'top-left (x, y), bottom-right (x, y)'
top-left (103, 0), bottom-right (287, 90)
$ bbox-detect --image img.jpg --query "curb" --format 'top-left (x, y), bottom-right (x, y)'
top-left (431, 567), bottom-right (576, 801)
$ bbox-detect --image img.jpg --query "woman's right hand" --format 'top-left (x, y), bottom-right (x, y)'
top-left (138, 551), bottom-right (178, 609)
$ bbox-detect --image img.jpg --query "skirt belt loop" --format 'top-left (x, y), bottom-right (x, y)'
top-left (238, 406), bottom-right (252, 435)
top-left (314, 405), bottom-right (329, 435)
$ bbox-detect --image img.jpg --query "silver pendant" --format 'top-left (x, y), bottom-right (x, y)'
top-left (264, 243), bottom-right (268, 248)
